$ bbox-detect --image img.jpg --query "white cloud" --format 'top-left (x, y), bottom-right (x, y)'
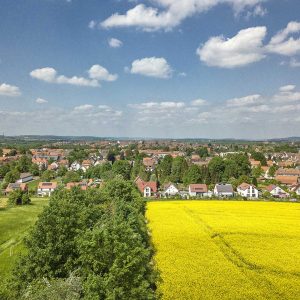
top-left (191, 98), bottom-right (207, 106)
top-left (226, 94), bottom-right (263, 107)
top-left (267, 21), bottom-right (300, 56)
top-left (30, 65), bottom-right (118, 87)
top-left (108, 38), bottom-right (123, 48)
top-left (245, 4), bottom-right (267, 19)
top-left (88, 20), bottom-right (97, 29)
top-left (101, 1), bottom-right (266, 31)
top-left (30, 67), bottom-right (99, 87)
top-left (36, 98), bottom-right (48, 104)
top-left (129, 57), bottom-right (173, 78)
top-left (74, 104), bottom-right (94, 111)
top-left (30, 67), bottom-right (57, 83)
top-left (279, 85), bottom-right (296, 92)
top-left (197, 27), bottom-right (267, 68)
top-left (88, 65), bottom-right (118, 81)
top-left (0, 83), bottom-right (21, 97)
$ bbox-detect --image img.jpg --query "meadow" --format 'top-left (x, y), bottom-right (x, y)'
top-left (146, 200), bottom-right (300, 300)
top-left (0, 198), bottom-right (49, 294)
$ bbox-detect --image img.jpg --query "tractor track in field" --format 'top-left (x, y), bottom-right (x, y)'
top-left (183, 207), bottom-right (287, 300)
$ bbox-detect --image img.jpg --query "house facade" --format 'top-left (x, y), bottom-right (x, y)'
top-left (17, 173), bottom-right (33, 183)
top-left (237, 183), bottom-right (259, 199)
top-left (214, 184), bottom-right (234, 197)
top-left (188, 184), bottom-right (210, 197)
top-left (162, 183), bottom-right (179, 196)
top-left (37, 182), bottom-right (58, 197)
top-left (134, 176), bottom-right (157, 198)
top-left (265, 185), bottom-right (289, 198)
top-left (5, 183), bottom-right (28, 195)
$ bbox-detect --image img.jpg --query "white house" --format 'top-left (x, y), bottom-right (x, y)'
top-left (134, 177), bottom-right (157, 198)
top-left (70, 161), bottom-right (81, 171)
top-left (163, 183), bottom-right (179, 196)
top-left (265, 184), bottom-right (289, 198)
top-left (37, 182), bottom-right (58, 197)
top-left (237, 183), bottom-right (259, 199)
top-left (188, 184), bottom-right (211, 197)
top-left (214, 184), bottom-right (234, 197)
top-left (291, 184), bottom-right (300, 196)
top-left (17, 173), bottom-right (33, 183)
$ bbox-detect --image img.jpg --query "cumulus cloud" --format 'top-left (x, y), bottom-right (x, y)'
top-left (88, 20), bottom-right (97, 29)
top-left (36, 98), bottom-right (48, 104)
top-left (30, 67), bottom-right (99, 87)
top-left (0, 103), bottom-right (123, 136)
top-left (108, 38), bottom-right (123, 48)
top-left (129, 57), bottom-right (173, 78)
top-left (226, 94), bottom-right (263, 107)
top-left (279, 85), bottom-right (296, 92)
top-left (266, 21), bottom-right (300, 56)
top-left (197, 26), bottom-right (267, 68)
top-left (88, 65), bottom-right (118, 81)
top-left (101, 0), bottom-right (266, 31)
top-left (30, 65), bottom-right (118, 87)
top-left (0, 83), bottom-right (21, 97)
top-left (191, 98), bottom-right (207, 106)
top-left (73, 104), bottom-right (94, 111)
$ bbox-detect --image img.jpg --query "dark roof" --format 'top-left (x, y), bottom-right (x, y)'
top-left (20, 172), bottom-right (32, 179)
top-left (215, 184), bottom-right (234, 193)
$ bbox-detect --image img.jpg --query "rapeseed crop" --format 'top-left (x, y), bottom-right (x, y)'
top-left (146, 201), bottom-right (300, 300)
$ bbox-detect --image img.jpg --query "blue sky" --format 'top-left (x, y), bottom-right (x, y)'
top-left (0, 0), bottom-right (300, 139)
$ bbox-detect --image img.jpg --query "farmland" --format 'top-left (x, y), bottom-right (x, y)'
top-left (147, 200), bottom-right (300, 300)
top-left (0, 198), bottom-right (49, 295)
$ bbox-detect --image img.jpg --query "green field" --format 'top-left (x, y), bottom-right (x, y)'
top-left (0, 198), bottom-right (49, 293)
top-left (146, 200), bottom-right (300, 300)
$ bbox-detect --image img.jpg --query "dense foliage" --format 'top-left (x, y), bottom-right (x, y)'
top-left (6, 179), bottom-right (159, 299)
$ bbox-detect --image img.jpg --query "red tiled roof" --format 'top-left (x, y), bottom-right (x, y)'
top-left (189, 184), bottom-right (208, 193)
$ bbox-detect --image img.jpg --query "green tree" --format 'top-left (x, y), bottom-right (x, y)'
top-left (251, 152), bottom-right (267, 166)
top-left (208, 157), bottom-right (225, 183)
top-left (112, 160), bottom-right (131, 180)
top-left (158, 155), bottom-right (173, 183)
top-left (8, 190), bottom-right (31, 206)
top-left (183, 165), bottom-right (202, 186)
top-left (5, 170), bottom-right (20, 183)
top-left (170, 156), bottom-right (188, 183)
top-left (41, 170), bottom-right (56, 182)
top-left (63, 171), bottom-right (81, 184)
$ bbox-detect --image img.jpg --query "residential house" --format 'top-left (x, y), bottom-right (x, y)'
top-left (70, 161), bottom-right (81, 171)
top-left (143, 157), bottom-right (157, 172)
top-left (81, 160), bottom-right (92, 171)
top-left (162, 183), bottom-right (179, 196)
top-left (48, 162), bottom-right (59, 171)
top-left (134, 176), bottom-right (157, 198)
top-left (214, 184), bottom-right (234, 197)
top-left (275, 168), bottom-right (300, 186)
top-left (17, 173), bottom-right (33, 183)
top-left (237, 183), bottom-right (259, 199)
top-left (188, 184), bottom-right (211, 197)
top-left (291, 184), bottom-right (300, 196)
top-left (66, 182), bottom-right (88, 191)
top-left (249, 159), bottom-right (261, 168)
top-left (265, 185), bottom-right (289, 198)
top-left (37, 182), bottom-right (58, 197)
top-left (5, 183), bottom-right (28, 195)
top-left (32, 157), bottom-right (48, 170)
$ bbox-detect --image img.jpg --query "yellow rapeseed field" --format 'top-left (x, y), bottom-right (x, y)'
top-left (146, 200), bottom-right (300, 300)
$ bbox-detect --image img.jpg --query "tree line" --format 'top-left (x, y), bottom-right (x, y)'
top-left (3, 178), bottom-right (159, 299)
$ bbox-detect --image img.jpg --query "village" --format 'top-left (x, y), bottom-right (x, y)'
top-left (1, 138), bottom-right (299, 201)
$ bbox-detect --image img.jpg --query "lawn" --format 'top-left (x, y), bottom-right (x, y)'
top-left (0, 198), bottom-right (49, 294)
top-left (146, 200), bottom-right (300, 300)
